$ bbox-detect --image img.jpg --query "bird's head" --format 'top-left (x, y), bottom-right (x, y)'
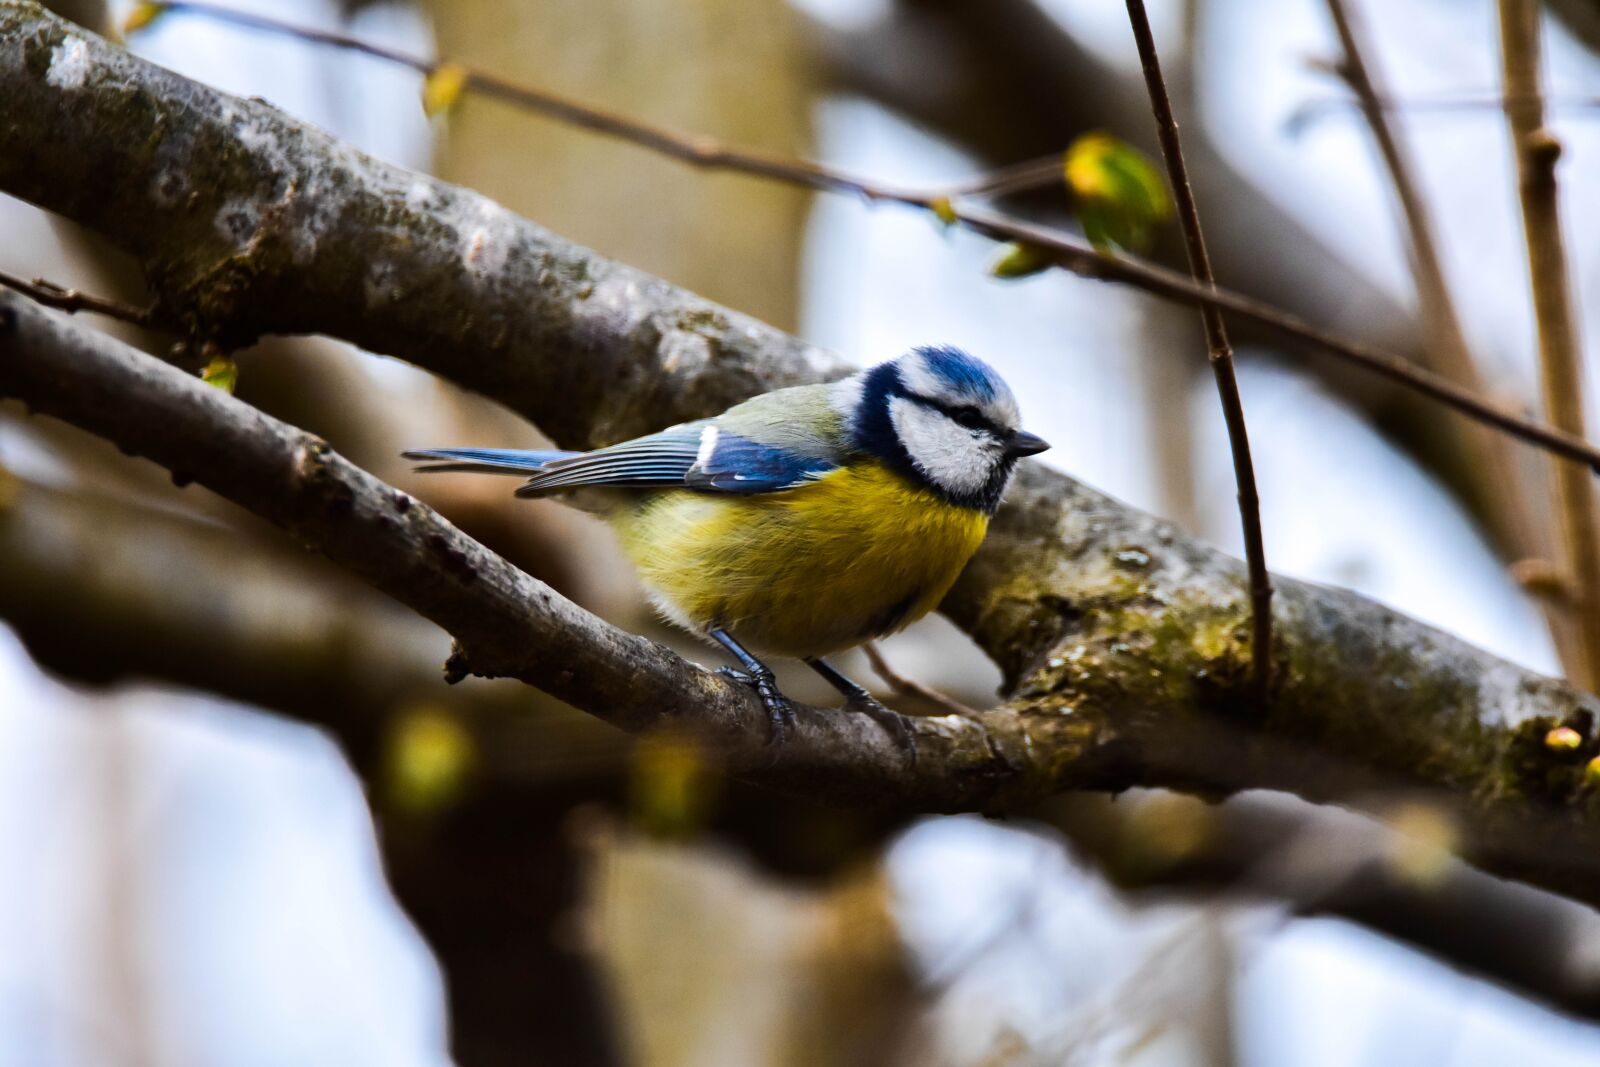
top-left (834, 345), bottom-right (1050, 513)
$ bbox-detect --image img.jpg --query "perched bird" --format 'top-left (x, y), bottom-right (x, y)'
top-left (405, 345), bottom-right (1048, 745)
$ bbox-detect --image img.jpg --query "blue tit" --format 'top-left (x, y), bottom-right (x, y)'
top-left (405, 344), bottom-right (1049, 745)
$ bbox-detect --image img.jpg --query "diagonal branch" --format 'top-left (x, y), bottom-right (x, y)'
top-left (4, 2), bottom-right (1599, 472)
top-left (1122, 0), bottom-right (1272, 697)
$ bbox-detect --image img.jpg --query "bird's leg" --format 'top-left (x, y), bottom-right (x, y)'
top-left (805, 657), bottom-right (918, 760)
top-left (709, 627), bottom-right (794, 747)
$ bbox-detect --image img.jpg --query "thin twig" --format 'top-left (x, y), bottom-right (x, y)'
top-left (1323, 0), bottom-right (1569, 656)
top-left (146, 2), bottom-right (1064, 207)
top-left (861, 642), bottom-right (979, 717)
top-left (943, 155), bottom-right (1068, 199)
top-left (0, 269), bottom-right (156, 328)
top-left (1291, 92), bottom-right (1600, 132)
top-left (1123, 0), bottom-right (1272, 698)
top-left (1324, 0), bottom-right (1481, 404)
top-left (953, 204), bottom-right (1600, 472)
top-left (130, 1), bottom-right (1600, 476)
top-left (1497, 0), bottom-right (1600, 692)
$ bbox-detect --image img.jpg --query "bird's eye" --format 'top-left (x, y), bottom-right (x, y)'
top-left (951, 407), bottom-right (985, 430)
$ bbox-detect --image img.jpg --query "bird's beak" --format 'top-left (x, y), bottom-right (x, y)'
top-left (1006, 429), bottom-right (1051, 457)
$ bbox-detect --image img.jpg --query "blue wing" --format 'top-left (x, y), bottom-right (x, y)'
top-left (404, 423), bottom-right (837, 498)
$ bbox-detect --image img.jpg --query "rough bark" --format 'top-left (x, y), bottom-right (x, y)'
top-left (14, 430), bottom-right (1600, 1022)
top-left (6, 4), bottom-right (1600, 905)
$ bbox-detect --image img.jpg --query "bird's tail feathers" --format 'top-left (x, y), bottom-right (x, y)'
top-left (402, 447), bottom-right (577, 476)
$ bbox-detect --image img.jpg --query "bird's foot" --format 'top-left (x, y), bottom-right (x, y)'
top-left (716, 666), bottom-right (796, 748)
top-left (846, 691), bottom-right (919, 764)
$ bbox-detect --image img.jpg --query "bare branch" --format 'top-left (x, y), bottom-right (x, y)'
top-left (1290, 92), bottom-right (1600, 129)
top-left (1322, 0), bottom-right (1569, 660)
top-left (1497, 0), bottom-right (1600, 690)
top-left (8, 1), bottom-right (1596, 471)
top-left (0, 268), bottom-right (156, 328)
top-left (861, 642), bottom-right (979, 717)
top-left (1123, 0), bottom-right (1272, 697)
top-left (12, 460), bottom-right (1600, 1018)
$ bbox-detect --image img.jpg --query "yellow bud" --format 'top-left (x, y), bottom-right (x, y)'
top-left (384, 707), bottom-right (475, 814)
top-left (1386, 802), bottom-right (1457, 887)
top-left (201, 353), bottom-right (238, 394)
top-left (630, 731), bottom-right (719, 838)
top-left (1064, 132), bottom-right (1172, 253)
top-left (422, 62), bottom-right (470, 119)
top-left (928, 197), bottom-right (958, 227)
top-left (1545, 725), bottom-right (1584, 751)
top-left (1585, 756), bottom-right (1600, 788)
top-left (123, 2), bottom-right (168, 34)
top-left (1510, 558), bottom-right (1569, 599)
top-left (1125, 793), bottom-right (1213, 872)
top-left (989, 241), bottom-right (1056, 279)
top-left (0, 464), bottom-right (18, 513)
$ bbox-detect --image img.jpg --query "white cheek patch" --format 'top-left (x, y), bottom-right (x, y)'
top-left (889, 397), bottom-right (998, 497)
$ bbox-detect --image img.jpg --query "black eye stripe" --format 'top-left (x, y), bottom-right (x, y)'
top-left (912, 396), bottom-right (999, 434)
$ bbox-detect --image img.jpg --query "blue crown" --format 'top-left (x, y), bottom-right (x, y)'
top-left (911, 344), bottom-right (1000, 404)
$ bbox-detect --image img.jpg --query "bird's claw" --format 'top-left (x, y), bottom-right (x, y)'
top-left (716, 666), bottom-right (796, 748)
top-left (846, 692), bottom-right (919, 764)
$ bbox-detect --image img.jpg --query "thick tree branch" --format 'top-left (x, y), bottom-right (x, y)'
top-left (3, 2), bottom-right (1600, 472)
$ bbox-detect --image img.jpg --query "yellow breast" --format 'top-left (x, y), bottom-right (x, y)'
top-left (611, 462), bottom-right (989, 657)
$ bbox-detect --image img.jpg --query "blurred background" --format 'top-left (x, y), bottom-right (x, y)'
top-left (6, 0), bottom-right (1600, 1063)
